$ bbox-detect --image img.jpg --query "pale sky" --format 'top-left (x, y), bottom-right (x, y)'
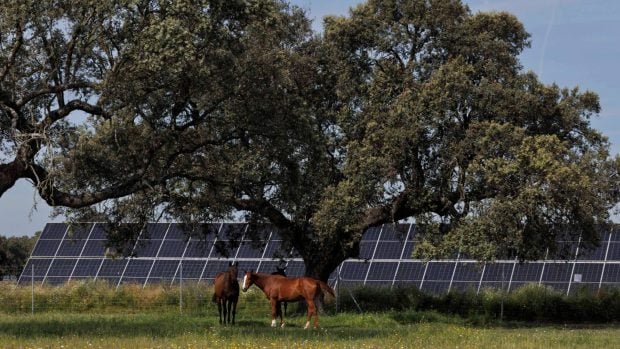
top-left (2, 0), bottom-right (619, 236)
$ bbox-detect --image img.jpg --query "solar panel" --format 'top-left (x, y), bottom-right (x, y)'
top-left (158, 240), bottom-right (188, 258)
top-left (72, 259), bottom-right (104, 278)
top-left (362, 226), bottom-right (382, 241)
top-left (358, 241), bottom-right (376, 259)
top-left (46, 258), bottom-right (77, 279)
top-left (57, 239), bottom-right (86, 257)
top-left (542, 262), bottom-right (572, 283)
top-left (18, 223), bottom-right (620, 295)
top-left (366, 262), bottom-right (398, 282)
top-left (482, 263), bottom-right (514, 282)
top-left (340, 261), bottom-right (369, 281)
top-left (571, 263), bottom-right (603, 283)
top-left (601, 264), bottom-right (620, 283)
top-left (82, 239), bottom-right (106, 257)
top-left (237, 240), bottom-right (267, 258)
top-left (373, 241), bottom-right (406, 259)
top-left (32, 239), bottom-right (62, 256)
top-left (607, 243), bottom-right (620, 260)
top-left (90, 224), bottom-right (107, 239)
top-left (452, 262), bottom-right (483, 282)
top-left (285, 261), bottom-right (306, 277)
top-left (394, 261), bottom-right (426, 283)
top-left (176, 260), bottom-right (206, 280)
top-left (511, 263), bottom-right (543, 282)
top-left (148, 260), bottom-right (180, 281)
top-left (39, 223), bottom-right (67, 239)
top-left (425, 262), bottom-right (455, 281)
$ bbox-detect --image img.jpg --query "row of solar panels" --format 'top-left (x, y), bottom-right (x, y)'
top-left (20, 223), bottom-right (620, 295)
top-left (20, 257), bottom-right (620, 294)
top-left (29, 223), bottom-right (620, 260)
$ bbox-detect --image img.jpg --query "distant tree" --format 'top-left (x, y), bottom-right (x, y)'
top-left (0, 234), bottom-right (37, 280)
top-left (1, 0), bottom-right (619, 281)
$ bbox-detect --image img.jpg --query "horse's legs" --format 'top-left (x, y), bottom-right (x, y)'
top-left (269, 299), bottom-right (278, 327)
top-left (304, 299), bottom-right (318, 329)
top-left (217, 299), bottom-right (223, 325)
top-left (231, 299), bottom-right (237, 325)
top-left (224, 299), bottom-right (230, 324)
top-left (275, 301), bottom-right (285, 327)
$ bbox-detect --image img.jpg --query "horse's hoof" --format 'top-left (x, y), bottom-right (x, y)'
top-left (280, 323), bottom-right (286, 328)
top-left (304, 321), bottom-right (310, 330)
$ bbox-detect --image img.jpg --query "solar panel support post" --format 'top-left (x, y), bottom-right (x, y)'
top-left (392, 224), bottom-right (414, 290)
top-left (448, 252), bottom-right (461, 293)
top-left (598, 231), bottom-right (613, 295)
top-left (539, 248), bottom-right (549, 286)
top-left (477, 263), bottom-right (486, 295)
top-left (506, 258), bottom-right (517, 293)
top-left (567, 235), bottom-right (582, 296)
top-left (363, 225), bottom-right (384, 285)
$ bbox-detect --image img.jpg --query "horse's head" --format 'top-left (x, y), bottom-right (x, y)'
top-left (242, 271), bottom-right (254, 292)
top-left (229, 261), bottom-right (238, 277)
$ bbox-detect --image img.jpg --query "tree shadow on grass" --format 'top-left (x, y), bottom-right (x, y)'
top-left (390, 310), bottom-right (620, 330)
top-left (0, 314), bottom-right (387, 341)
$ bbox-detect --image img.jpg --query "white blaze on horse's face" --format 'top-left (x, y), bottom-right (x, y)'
top-left (242, 273), bottom-right (250, 292)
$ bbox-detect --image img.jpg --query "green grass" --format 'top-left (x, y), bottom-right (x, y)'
top-left (2, 281), bottom-right (620, 348)
top-left (1, 311), bottom-right (619, 348)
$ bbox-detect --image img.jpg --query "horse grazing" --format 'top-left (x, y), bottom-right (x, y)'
top-left (212, 262), bottom-right (239, 325)
top-left (271, 266), bottom-right (288, 316)
top-left (242, 271), bottom-right (335, 329)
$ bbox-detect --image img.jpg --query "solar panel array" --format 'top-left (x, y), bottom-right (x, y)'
top-left (19, 223), bottom-right (620, 295)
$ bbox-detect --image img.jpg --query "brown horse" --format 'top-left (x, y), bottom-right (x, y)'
top-left (212, 262), bottom-right (239, 325)
top-left (242, 271), bottom-right (335, 329)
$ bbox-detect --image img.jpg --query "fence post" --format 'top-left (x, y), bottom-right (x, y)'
top-left (335, 266), bottom-right (340, 313)
top-left (179, 260), bottom-right (183, 314)
top-left (31, 264), bottom-right (34, 315)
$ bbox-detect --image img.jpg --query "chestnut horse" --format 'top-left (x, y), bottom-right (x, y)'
top-left (242, 271), bottom-right (335, 329)
top-left (212, 262), bottom-right (239, 325)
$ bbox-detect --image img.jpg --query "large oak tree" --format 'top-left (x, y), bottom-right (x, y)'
top-left (1, 0), bottom-right (618, 281)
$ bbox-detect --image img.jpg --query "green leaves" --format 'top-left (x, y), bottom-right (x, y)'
top-left (325, 0), bottom-right (617, 262)
top-left (1, 0), bottom-right (618, 278)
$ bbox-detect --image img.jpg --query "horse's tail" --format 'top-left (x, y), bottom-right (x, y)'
top-left (318, 280), bottom-right (335, 298)
top-left (211, 292), bottom-right (217, 304)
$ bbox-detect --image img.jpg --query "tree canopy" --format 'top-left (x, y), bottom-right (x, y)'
top-left (1, 0), bottom-right (618, 280)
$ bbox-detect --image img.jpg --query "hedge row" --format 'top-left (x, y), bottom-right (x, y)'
top-left (337, 283), bottom-right (620, 323)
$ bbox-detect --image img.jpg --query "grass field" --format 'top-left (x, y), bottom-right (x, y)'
top-left (1, 311), bottom-right (619, 349)
top-left (1, 281), bottom-right (619, 348)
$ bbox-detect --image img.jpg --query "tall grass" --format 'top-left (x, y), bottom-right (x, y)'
top-left (2, 280), bottom-right (620, 323)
